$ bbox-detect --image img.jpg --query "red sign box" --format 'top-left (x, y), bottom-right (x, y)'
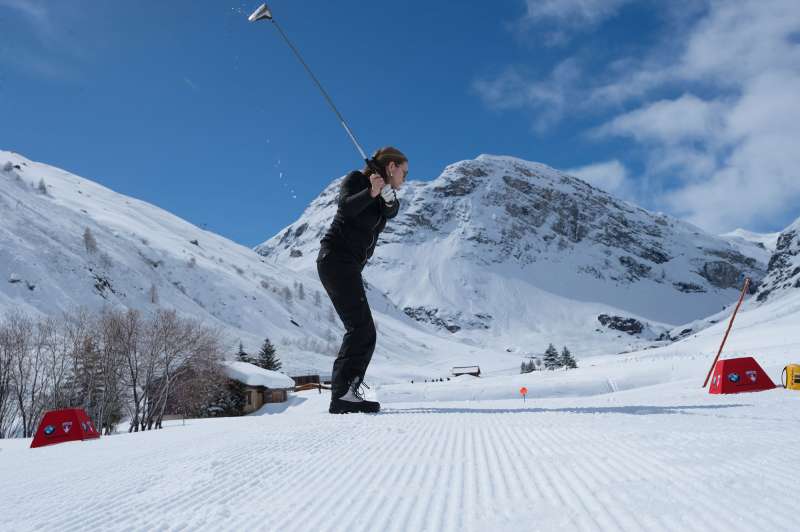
top-left (708, 357), bottom-right (776, 394)
top-left (31, 408), bottom-right (100, 448)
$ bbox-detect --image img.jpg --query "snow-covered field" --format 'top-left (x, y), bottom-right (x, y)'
top-left (2, 295), bottom-right (799, 531)
top-left (1, 387), bottom-right (797, 531)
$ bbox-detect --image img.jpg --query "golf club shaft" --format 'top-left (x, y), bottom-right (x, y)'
top-left (268, 19), bottom-right (375, 171)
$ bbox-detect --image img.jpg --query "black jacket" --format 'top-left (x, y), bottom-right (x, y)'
top-left (319, 170), bottom-right (400, 268)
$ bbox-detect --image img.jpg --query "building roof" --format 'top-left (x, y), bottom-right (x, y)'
top-left (222, 361), bottom-right (295, 389)
top-left (451, 366), bottom-right (481, 374)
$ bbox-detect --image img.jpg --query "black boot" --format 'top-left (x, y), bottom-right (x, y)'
top-left (329, 376), bottom-right (380, 414)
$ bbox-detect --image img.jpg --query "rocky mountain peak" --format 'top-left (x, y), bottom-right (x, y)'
top-left (256, 155), bottom-right (766, 331)
top-left (756, 217), bottom-right (800, 303)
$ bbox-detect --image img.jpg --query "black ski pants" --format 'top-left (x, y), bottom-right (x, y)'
top-left (316, 250), bottom-right (377, 398)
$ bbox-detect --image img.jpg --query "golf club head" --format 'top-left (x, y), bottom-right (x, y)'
top-left (248, 4), bottom-right (273, 22)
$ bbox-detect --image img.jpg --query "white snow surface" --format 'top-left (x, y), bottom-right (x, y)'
top-left (2, 287), bottom-right (800, 531)
top-left (221, 361), bottom-right (295, 388)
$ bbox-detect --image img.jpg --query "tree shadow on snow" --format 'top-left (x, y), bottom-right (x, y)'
top-left (378, 404), bottom-right (751, 416)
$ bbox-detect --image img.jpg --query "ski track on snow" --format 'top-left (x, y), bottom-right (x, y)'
top-left (1, 391), bottom-right (798, 532)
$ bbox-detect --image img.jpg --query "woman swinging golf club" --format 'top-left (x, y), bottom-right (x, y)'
top-left (247, 7), bottom-right (407, 413)
top-left (317, 147), bottom-right (408, 414)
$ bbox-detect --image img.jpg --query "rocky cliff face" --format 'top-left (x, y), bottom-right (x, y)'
top-left (756, 217), bottom-right (800, 303)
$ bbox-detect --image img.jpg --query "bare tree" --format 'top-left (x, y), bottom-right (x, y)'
top-left (146, 310), bottom-right (223, 430)
top-left (0, 315), bottom-right (20, 438)
top-left (92, 311), bottom-right (126, 434)
top-left (34, 317), bottom-right (67, 411)
top-left (113, 308), bottom-right (224, 432)
top-left (7, 313), bottom-right (50, 437)
top-left (59, 308), bottom-right (94, 410)
top-left (167, 357), bottom-right (227, 421)
top-left (0, 306), bottom-right (224, 438)
top-left (112, 308), bottom-right (148, 432)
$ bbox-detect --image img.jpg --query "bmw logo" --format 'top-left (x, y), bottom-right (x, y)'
top-left (43, 425), bottom-right (55, 436)
top-left (728, 372), bottom-right (740, 383)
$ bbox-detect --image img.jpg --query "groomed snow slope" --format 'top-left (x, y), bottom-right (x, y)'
top-left (0, 390), bottom-right (796, 531)
top-left (2, 289), bottom-right (799, 531)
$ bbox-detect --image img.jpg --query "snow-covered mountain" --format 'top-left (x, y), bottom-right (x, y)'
top-left (0, 153), bottom-right (308, 355)
top-left (720, 228), bottom-right (780, 266)
top-left (256, 155), bottom-right (766, 353)
top-left (3, 151), bottom-right (554, 383)
top-left (4, 150), bottom-right (789, 385)
top-left (1, 151), bottom-right (488, 380)
top-left (755, 216), bottom-right (800, 304)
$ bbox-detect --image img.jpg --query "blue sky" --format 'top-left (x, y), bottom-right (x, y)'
top-left (2, 0), bottom-right (799, 246)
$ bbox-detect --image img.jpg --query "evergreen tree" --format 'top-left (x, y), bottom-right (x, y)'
top-left (543, 344), bottom-right (560, 370)
top-left (207, 379), bottom-right (246, 417)
top-left (255, 337), bottom-right (282, 371)
top-left (236, 342), bottom-right (252, 364)
top-left (560, 346), bottom-right (578, 369)
top-left (520, 361), bottom-right (526, 374)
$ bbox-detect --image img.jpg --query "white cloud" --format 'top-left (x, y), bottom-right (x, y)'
top-left (522, 0), bottom-right (632, 25)
top-left (473, 59), bottom-right (581, 132)
top-left (485, 0), bottom-right (800, 233)
top-left (0, 0), bottom-right (92, 79)
top-left (0, 0), bottom-right (52, 39)
top-left (517, 0), bottom-right (634, 45)
top-left (594, 94), bottom-right (726, 145)
top-left (679, 0), bottom-right (800, 82)
top-left (594, 0), bottom-right (800, 232)
top-left (565, 159), bottom-right (629, 194)
top-left (663, 70), bottom-right (800, 231)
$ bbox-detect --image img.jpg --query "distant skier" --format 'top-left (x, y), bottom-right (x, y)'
top-left (317, 147), bottom-right (408, 414)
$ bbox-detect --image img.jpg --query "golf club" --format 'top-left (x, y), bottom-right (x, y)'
top-left (248, 3), bottom-right (385, 178)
